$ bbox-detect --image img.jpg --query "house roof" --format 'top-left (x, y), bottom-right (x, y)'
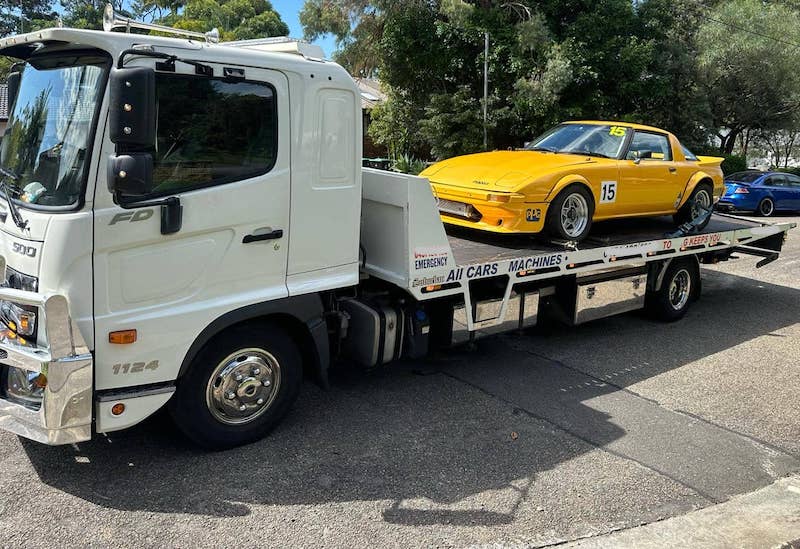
top-left (0, 84), bottom-right (7, 121)
top-left (353, 78), bottom-right (386, 110)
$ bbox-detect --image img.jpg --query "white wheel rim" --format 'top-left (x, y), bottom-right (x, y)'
top-left (560, 193), bottom-right (589, 238)
top-left (691, 189), bottom-right (711, 219)
top-left (761, 199), bottom-right (774, 216)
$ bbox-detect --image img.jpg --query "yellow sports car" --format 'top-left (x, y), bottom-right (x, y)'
top-left (420, 121), bottom-right (724, 241)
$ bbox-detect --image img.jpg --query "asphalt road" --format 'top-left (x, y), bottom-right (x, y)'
top-left (0, 214), bottom-right (799, 548)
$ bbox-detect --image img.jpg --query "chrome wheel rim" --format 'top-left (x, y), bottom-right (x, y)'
top-left (205, 348), bottom-right (281, 425)
top-left (691, 189), bottom-right (711, 219)
top-left (760, 199), bottom-right (774, 216)
top-left (560, 193), bottom-right (589, 238)
top-left (668, 269), bottom-right (691, 311)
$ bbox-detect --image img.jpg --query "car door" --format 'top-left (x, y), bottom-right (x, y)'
top-left (763, 174), bottom-right (792, 209)
top-left (619, 130), bottom-right (684, 214)
top-left (92, 60), bottom-right (291, 391)
top-left (785, 174), bottom-right (800, 210)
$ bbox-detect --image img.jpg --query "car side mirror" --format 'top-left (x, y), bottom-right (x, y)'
top-left (108, 67), bottom-right (156, 148)
top-left (631, 150), bottom-right (653, 164)
top-left (107, 153), bottom-right (153, 198)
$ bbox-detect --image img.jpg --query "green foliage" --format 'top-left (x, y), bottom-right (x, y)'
top-left (719, 154), bottom-right (748, 176)
top-left (0, 0), bottom-right (56, 36)
top-left (697, 0), bottom-right (800, 153)
top-left (419, 86), bottom-right (487, 159)
top-left (391, 153), bottom-right (426, 175)
top-left (155, 0), bottom-right (289, 41)
top-left (305, 0), bottom-right (746, 160)
top-left (777, 166), bottom-right (800, 177)
top-left (0, 56), bottom-right (12, 83)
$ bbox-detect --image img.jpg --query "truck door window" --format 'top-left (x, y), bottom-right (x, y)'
top-left (146, 73), bottom-right (277, 197)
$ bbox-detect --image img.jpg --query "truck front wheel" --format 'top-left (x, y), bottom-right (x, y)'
top-left (646, 258), bottom-right (700, 322)
top-left (169, 323), bottom-right (302, 450)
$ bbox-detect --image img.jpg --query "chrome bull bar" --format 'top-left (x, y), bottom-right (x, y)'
top-left (0, 259), bottom-right (92, 444)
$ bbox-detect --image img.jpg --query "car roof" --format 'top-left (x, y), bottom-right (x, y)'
top-left (565, 120), bottom-right (673, 134)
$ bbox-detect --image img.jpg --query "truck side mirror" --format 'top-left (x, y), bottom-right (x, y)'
top-left (7, 68), bottom-right (21, 112)
top-left (107, 153), bottom-right (153, 197)
top-left (109, 67), bottom-right (156, 148)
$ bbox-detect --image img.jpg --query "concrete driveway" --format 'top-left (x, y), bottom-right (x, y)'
top-left (1, 214), bottom-right (798, 548)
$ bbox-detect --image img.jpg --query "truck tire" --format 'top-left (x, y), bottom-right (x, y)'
top-left (674, 182), bottom-right (713, 229)
top-left (646, 258), bottom-right (700, 322)
top-left (169, 323), bottom-right (302, 450)
top-left (546, 184), bottom-right (594, 242)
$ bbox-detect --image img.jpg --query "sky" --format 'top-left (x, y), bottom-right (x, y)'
top-left (270, 0), bottom-right (337, 58)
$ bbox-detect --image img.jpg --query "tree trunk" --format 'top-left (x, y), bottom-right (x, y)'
top-left (719, 129), bottom-right (740, 155)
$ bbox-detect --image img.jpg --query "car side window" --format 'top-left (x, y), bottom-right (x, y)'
top-left (626, 131), bottom-right (672, 161)
top-left (767, 175), bottom-right (788, 187)
top-left (141, 73), bottom-right (278, 199)
top-left (786, 174), bottom-right (800, 188)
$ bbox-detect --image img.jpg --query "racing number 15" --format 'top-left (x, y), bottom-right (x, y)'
top-left (601, 181), bottom-right (617, 203)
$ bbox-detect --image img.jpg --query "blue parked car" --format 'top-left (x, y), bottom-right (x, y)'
top-left (716, 171), bottom-right (800, 216)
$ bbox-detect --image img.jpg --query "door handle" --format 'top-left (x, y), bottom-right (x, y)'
top-left (243, 229), bottom-right (283, 243)
top-left (669, 167), bottom-right (677, 173)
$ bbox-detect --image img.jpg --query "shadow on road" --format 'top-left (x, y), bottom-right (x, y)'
top-left (21, 270), bottom-right (800, 525)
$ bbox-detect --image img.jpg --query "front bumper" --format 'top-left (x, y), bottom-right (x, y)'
top-left (431, 184), bottom-right (549, 234)
top-left (0, 271), bottom-right (92, 444)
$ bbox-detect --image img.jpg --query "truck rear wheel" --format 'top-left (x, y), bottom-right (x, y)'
top-left (169, 323), bottom-right (302, 450)
top-left (646, 258), bottom-right (700, 322)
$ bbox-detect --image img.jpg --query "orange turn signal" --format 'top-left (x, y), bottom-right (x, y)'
top-left (109, 330), bottom-right (137, 345)
top-left (111, 403), bottom-right (126, 416)
top-left (486, 193), bottom-right (511, 203)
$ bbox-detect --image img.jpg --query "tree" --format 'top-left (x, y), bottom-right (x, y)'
top-left (754, 129), bottom-right (800, 169)
top-left (154, 0), bottom-right (289, 41)
top-left (0, 0), bottom-right (55, 36)
top-left (697, 0), bottom-right (800, 154)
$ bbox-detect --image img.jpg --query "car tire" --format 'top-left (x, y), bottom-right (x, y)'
top-left (757, 197), bottom-right (775, 217)
top-left (546, 184), bottom-right (594, 242)
top-left (674, 182), bottom-right (713, 229)
top-left (169, 323), bottom-right (303, 450)
top-left (646, 258), bottom-right (700, 322)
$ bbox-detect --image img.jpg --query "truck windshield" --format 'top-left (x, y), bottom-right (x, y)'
top-left (0, 54), bottom-right (108, 208)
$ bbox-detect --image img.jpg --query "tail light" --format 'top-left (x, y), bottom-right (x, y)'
top-left (734, 187), bottom-right (749, 194)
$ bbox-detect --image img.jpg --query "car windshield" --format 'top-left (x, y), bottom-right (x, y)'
top-left (0, 54), bottom-right (108, 208)
top-left (526, 123), bottom-right (628, 159)
top-left (726, 171), bottom-right (763, 184)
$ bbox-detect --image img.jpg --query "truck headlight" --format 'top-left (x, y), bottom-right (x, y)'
top-left (5, 367), bottom-right (47, 408)
top-left (0, 301), bottom-right (37, 338)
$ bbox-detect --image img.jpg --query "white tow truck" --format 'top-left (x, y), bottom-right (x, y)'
top-left (0, 14), bottom-right (794, 449)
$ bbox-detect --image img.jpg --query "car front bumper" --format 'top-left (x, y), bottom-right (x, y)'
top-left (0, 281), bottom-right (92, 445)
top-left (431, 184), bottom-right (549, 234)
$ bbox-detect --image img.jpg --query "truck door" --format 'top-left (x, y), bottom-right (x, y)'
top-left (92, 63), bottom-right (291, 392)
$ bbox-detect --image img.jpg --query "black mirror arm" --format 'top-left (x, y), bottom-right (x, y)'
top-left (115, 193), bottom-right (183, 235)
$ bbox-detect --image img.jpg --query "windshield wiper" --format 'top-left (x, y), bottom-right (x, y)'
top-left (560, 150), bottom-right (611, 159)
top-left (528, 146), bottom-right (557, 153)
top-left (0, 166), bottom-right (28, 231)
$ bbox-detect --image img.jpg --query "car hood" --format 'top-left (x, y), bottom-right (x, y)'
top-left (420, 151), bottom-right (595, 190)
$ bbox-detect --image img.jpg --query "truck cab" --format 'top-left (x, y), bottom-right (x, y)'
top-left (0, 27), bottom-right (361, 445)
